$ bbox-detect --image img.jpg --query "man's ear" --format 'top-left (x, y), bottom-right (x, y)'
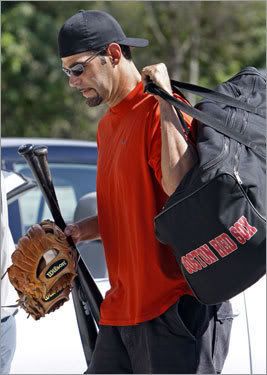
top-left (106, 43), bottom-right (122, 66)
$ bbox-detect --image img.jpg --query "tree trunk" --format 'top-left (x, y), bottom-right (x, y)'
top-left (188, 2), bottom-right (201, 105)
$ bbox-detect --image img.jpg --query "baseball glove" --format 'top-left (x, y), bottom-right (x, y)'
top-left (8, 219), bottom-right (77, 320)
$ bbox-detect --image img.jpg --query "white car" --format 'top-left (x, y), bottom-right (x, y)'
top-left (3, 170), bottom-right (266, 374)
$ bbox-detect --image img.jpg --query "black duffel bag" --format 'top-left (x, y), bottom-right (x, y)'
top-left (145, 66), bottom-right (266, 305)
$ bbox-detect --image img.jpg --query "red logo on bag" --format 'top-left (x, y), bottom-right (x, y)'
top-left (181, 216), bottom-right (258, 274)
top-left (209, 233), bottom-right (238, 258)
top-left (229, 216), bottom-right (257, 244)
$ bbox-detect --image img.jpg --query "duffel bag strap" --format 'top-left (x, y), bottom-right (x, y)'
top-left (170, 80), bottom-right (264, 116)
top-left (145, 82), bottom-right (264, 158)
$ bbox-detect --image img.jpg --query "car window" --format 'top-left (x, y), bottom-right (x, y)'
top-left (10, 162), bottom-right (97, 240)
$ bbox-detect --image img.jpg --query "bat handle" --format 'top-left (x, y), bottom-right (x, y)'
top-left (33, 145), bottom-right (59, 206)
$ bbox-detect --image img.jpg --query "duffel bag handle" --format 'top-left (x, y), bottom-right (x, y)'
top-left (145, 81), bottom-right (264, 158)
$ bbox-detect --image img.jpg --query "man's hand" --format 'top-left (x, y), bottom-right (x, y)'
top-left (141, 63), bottom-right (172, 96)
top-left (64, 216), bottom-right (100, 243)
top-left (64, 223), bottom-right (82, 244)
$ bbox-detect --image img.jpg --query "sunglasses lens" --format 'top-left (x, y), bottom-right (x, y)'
top-left (71, 64), bottom-right (84, 77)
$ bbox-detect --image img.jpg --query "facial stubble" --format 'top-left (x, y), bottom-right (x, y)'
top-left (85, 56), bottom-right (107, 107)
top-left (86, 94), bottom-right (104, 107)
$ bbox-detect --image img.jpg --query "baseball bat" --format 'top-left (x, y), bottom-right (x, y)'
top-left (18, 144), bottom-right (66, 229)
top-left (33, 146), bottom-right (102, 323)
top-left (32, 147), bottom-right (103, 314)
top-left (18, 144), bottom-right (102, 366)
top-left (32, 145), bottom-right (59, 208)
top-left (18, 144), bottom-right (103, 318)
top-left (31, 146), bottom-right (103, 317)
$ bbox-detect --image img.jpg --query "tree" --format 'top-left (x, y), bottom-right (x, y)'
top-left (2, 1), bottom-right (105, 139)
top-left (1, 1), bottom-right (266, 139)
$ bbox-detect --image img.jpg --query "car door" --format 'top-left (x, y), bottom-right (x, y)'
top-left (222, 276), bottom-right (266, 374)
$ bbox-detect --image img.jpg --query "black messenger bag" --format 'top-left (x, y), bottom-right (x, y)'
top-left (145, 66), bottom-right (266, 305)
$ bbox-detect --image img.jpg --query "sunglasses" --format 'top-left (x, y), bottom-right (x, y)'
top-left (62, 49), bottom-right (106, 77)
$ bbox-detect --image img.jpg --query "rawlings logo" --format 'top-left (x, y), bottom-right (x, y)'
top-left (181, 216), bottom-right (258, 274)
top-left (45, 259), bottom-right (68, 278)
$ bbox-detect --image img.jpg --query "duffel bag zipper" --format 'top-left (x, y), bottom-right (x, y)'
top-left (234, 143), bottom-right (242, 185)
top-left (234, 169), bottom-right (242, 185)
top-left (156, 172), bottom-right (266, 222)
top-left (201, 136), bottom-right (230, 172)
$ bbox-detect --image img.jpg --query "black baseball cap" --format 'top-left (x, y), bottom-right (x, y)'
top-left (58, 10), bottom-right (149, 58)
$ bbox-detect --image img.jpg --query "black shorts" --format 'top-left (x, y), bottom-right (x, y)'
top-left (88, 295), bottom-right (234, 374)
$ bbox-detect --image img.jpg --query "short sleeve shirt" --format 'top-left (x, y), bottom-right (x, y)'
top-left (97, 82), bottom-right (192, 326)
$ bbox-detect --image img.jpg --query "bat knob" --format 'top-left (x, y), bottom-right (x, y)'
top-left (33, 145), bottom-right (48, 156)
top-left (18, 144), bottom-right (34, 156)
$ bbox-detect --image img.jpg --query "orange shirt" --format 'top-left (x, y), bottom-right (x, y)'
top-left (97, 81), bottom-right (192, 326)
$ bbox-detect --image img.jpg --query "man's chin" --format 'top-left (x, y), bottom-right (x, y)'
top-left (85, 96), bottom-right (104, 107)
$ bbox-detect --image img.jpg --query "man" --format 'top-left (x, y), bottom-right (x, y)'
top-left (1, 172), bottom-right (18, 374)
top-left (58, 10), bottom-right (233, 373)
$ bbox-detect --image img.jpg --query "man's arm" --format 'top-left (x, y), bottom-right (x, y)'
top-left (159, 99), bottom-right (196, 195)
top-left (141, 63), bottom-right (197, 196)
top-left (64, 215), bottom-right (100, 244)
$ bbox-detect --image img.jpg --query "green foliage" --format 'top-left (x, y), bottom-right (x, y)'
top-left (1, 1), bottom-right (266, 140)
top-left (1, 1), bottom-right (103, 139)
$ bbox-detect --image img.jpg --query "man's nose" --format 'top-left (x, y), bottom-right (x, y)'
top-left (68, 74), bottom-right (81, 88)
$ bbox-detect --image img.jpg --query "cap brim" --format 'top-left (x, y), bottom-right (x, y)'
top-left (118, 37), bottom-right (149, 47)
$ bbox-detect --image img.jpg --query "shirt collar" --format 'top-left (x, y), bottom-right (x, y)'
top-left (109, 81), bottom-right (145, 115)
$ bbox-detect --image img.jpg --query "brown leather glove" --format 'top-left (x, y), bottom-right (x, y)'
top-left (8, 220), bottom-right (77, 320)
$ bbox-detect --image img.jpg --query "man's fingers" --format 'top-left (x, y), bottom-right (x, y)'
top-left (64, 224), bottom-right (80, 243)
top-left (141, 67), bottom-right (153, 86)
top-left (64, 224), bottom-right (74, 236)
top-left (141, 63), bottom-right (172, 94)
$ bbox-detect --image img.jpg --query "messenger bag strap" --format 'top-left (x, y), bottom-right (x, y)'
top-left (145, 82), bottom-right (264, 158)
